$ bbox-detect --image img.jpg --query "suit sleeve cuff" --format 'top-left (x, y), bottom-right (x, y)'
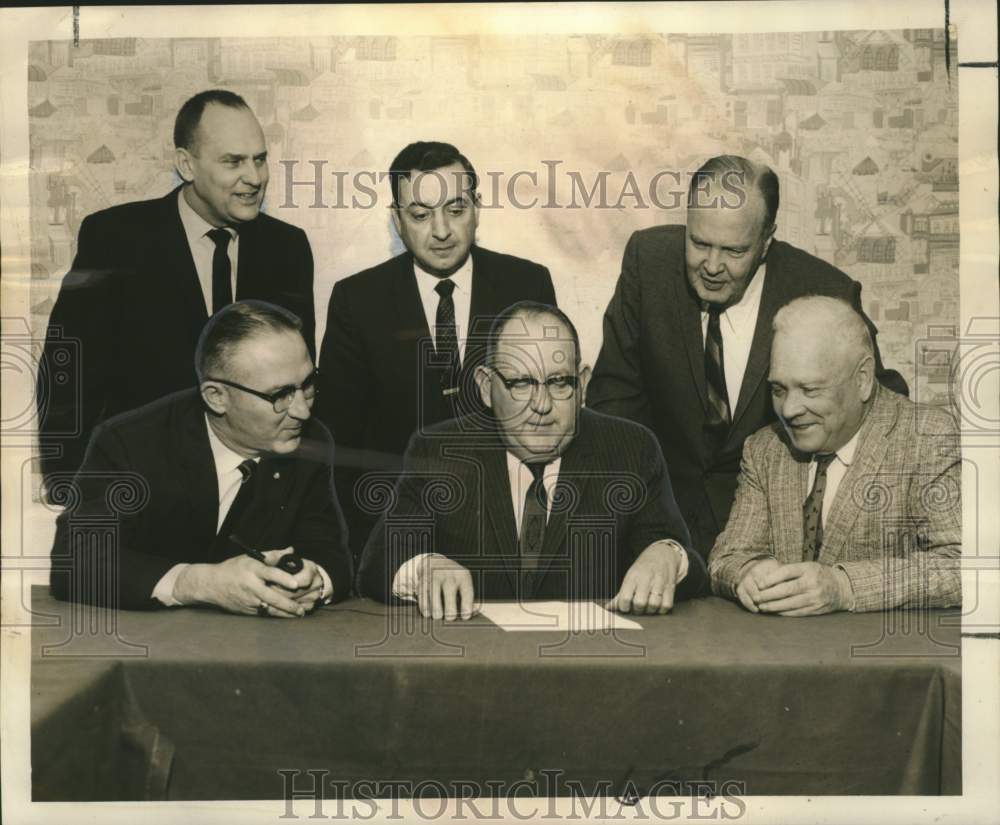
top-left (152, 563), bottom-right (190, 606)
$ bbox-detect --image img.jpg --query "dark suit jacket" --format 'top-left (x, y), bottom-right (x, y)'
top-left (315, 245), bottom-right (556, 565)
top-left (37, 187), bottom-right (315, 484)
top-left (586, 224), bottom-right (908, 560)
top-left (49, 389), bottom-right (351, 611)
top-left (358, 408), bottom-right (706, 603)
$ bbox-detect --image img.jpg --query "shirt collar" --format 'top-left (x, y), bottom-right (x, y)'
top-left (177, 188), bottom-right (236, 247)
top-left (505, 451), bottom-right (561, 483)
top-left (205, 415), bottom-right (258, 478)
top-left (412, 253), bottom-right (473, 297)
top-left (816, 426), bottom-right (861, 469)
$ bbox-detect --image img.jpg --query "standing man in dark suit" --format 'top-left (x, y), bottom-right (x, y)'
top-left (587, 155), bottom-right (907, 561)
top-left (317, 142), bottom-right (556, 566)
top-left (50, 301), bottom-right (351, 614)
top-left (37, 89), bottom-right (315, 491)
top-left (358, 302), bottom-right (704, 619)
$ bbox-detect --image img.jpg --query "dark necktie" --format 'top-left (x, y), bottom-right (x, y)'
top-left (802, 453), bottom-right (837, 561)
top-left (519, 462), bottom-right (549, 596)
top-left (218, 459), bottom-right (258, 545)
top-left (208, 228), bottom-right (233, 314)
top-left (434, 279), bottom-right (459, 392)
top-left (705, 305), bottom-right (732, 433)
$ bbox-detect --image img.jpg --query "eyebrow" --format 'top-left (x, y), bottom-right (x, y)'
top-left (219, 151), bottom-right (267, 161)
top-left (407, 196), bottom-right (470, 210)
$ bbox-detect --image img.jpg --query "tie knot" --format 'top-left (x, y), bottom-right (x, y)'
top-left (207, 228), bottom-right (232, 249)
top-left (435, 278), bottom-right (456, 299)
top-left (814, 452), bottom-right (836, 473)
top-left (527, 462), bottom-right (548, 484)
top-left (237, 459), bottom-right (256, 483)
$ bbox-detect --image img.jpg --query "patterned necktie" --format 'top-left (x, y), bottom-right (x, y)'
top-left (208, 228), bottom-right (233, 314)
top-left (802, 453), bottom-right (837, 561)
top-left (519, 462), bottom-right (549, 587)
top-left (434, 279), bottom-right (459, 392)
top-left (704, 305), bottom-right (731, 447)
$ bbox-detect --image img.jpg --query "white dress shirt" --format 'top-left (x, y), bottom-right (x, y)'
top-left (177, 189), bottom-right (239, 315)
top-left (412, 256), bottom-right (473, 364)
top-left (700, 264), bottom-right (767, 410)
top-left (806, 428), bottom-right (861, 519)
top-left (391, 452), bottom-right (687, 599)
top-left (152, 416), bottom-right (332, 606)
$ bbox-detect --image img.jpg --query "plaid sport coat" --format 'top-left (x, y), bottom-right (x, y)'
top-left (709, 386), bottom-right (961, 612)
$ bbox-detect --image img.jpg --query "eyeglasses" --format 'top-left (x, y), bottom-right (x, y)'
top-left (206, 368), bottom-right (319, 413)
top-left (490, 368), bottom-right (579, 401)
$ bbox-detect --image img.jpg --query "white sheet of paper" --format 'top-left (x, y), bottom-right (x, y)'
top-left (478, 601), bottom-right (643, 632)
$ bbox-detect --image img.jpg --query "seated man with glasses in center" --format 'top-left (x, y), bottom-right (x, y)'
top-left (50, 300), bottom-right (352, 616)
top-left (358, 301), bottom-right (705, 619)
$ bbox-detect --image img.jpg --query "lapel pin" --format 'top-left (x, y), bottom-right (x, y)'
top-left (273, 472), bottom-right (280, 480)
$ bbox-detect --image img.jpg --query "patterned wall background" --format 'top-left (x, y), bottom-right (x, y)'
top-left (27, 30), bottom-right (958, 403)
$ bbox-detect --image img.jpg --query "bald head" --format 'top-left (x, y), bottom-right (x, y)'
top-left (769, 296), bottom-right (876, 454)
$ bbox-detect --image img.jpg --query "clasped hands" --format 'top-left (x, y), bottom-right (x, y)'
top-left (410, 542), bottom-right (683, 621)
top-left (736, 558), bottom-right (853, 616)
top-left (175, 547), bottom-right (325, 618)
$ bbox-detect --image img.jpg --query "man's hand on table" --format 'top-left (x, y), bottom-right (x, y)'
top-left (606, 540), bottom-right (684, 615)
top-left (416, 555), bottom-right (478, 621)
top-left (174, 550), bottom-right (309, 618)
top-left (737, 559), bottom-right (854, 616)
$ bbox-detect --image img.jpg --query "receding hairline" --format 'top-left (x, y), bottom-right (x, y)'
top-left (489, 306), bottom-right (580, 367)
top-left (772, 296), bottom-right (874, 368)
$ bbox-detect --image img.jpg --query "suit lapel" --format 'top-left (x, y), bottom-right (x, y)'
top-left (234, 454), bottom-right (294, 549)
top-left (479, 441), bottom-right (519, 592)
top-left (731, 265), bottom-right (783, 429)
top-left (179, 404), bottom-right (222, 554)
top-left (820, 389), bottom-right (895, 564)
top-left (775, 444), bottom-right (811, 563)
top-left (155, 188), bottom-right (210, 340)
top-left (534, 431), bottom-right (593, 586)
top-left (467, 246), bottom-right (495, 334)
top-left (234, 218), bottom-right (259, 300)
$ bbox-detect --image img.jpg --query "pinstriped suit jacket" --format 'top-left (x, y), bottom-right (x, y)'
top-left (709, 387), bottom-right (961, 612)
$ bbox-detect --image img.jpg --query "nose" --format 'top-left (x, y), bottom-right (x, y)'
top-left (241, 159), bottom-right (262, 187)
top-left (430, 210), bottom-right (451, 241)
top-left (287, 387), bottom-right (312, 420)
top-left (528, 381), bottom-right (554, 415)
top-left (705, 247), bottom-right (725, 275)
top-left (778, 389), bottom-right (806, 422)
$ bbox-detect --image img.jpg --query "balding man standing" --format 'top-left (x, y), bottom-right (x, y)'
top-left (587, 155), bottom-right (907, 564)
top-left (709, 296), bottom-right (961, 614)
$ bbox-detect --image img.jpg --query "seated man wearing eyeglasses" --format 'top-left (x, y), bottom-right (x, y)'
top-left (49, 300), bottom-right (351, 616)
top-left (357, 301), bottom-right (706, 619)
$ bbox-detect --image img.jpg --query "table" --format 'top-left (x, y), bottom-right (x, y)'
top-left (30, 586), bottom-right (962, 801)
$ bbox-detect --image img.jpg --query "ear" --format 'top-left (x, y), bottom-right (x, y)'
top-left (577, 365), bottom-right (592, 403)
top-left (760, 222), bottom-right (776, 259)
top-left (175, 147), bottom-right (195, 184)
top-left (390, 205), bottom-right (402, 237)
top-left (200, 381), bottom-right (228, 416)
top-left (474, 365), bottom-right (494, 410)
top-left (857, 354), bottom-right (876, 402)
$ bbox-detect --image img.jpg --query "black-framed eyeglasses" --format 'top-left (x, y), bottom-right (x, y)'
top-left (489, 368), bottom-right (579, 401)
top-left (206, 368), bottom-right (319, 413)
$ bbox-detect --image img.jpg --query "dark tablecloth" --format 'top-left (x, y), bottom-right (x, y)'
top-left (30, 586), bottom-right (961, 800)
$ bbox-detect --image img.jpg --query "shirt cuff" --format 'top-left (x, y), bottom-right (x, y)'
top-left (391, 552), bottom-right (443, 601)
top-left (152, 563), bottom-right (190, 606)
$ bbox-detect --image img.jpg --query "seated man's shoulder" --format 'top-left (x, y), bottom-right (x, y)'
top-left (579, 407), bottom-right (661, 456)
top-left (86, 389), bottom-right (201, 459)
top-left (744, 419), bottom-right (792, 458)
top-left (882, 389), bottom-right (958, 440)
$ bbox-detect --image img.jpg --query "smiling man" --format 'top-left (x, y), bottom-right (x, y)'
top-left (50, 301), bottom-right (351, 614)
top-left (357, 302), bottom-right (705, 619)
top-left (37, 89), bottom-right (315, 490)
top-left (708, 296), bottom-right (961, 614)
top-left (587, 155), bottom-right (908, 564)
top-left (317, 141), bottom-right (556, 569)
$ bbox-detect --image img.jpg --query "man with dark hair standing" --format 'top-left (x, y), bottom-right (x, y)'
top-left (316, 141), bottom-right (556, 567)
top-left (588, 155), bottom-right (907, 562)
top-left (50, 300), bottom-right (351, 614)
top-left (37, 89), bottom-right (315, 490)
